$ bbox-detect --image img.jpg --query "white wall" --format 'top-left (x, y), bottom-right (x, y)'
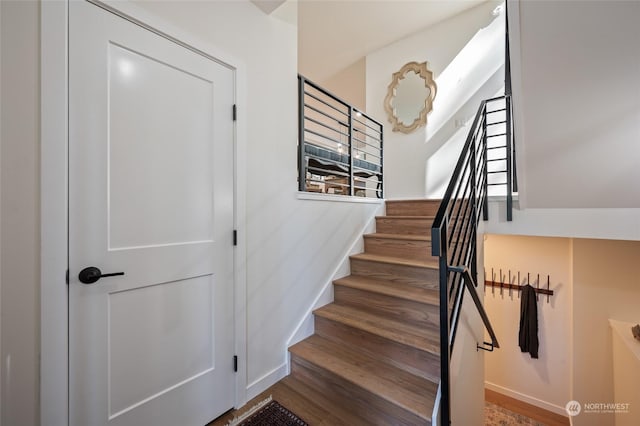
top-left (572, 239), bottom-right (640, 426)
top-left (320, 57), bottom-right (366, 112)
top-left (103, 0), bottom-right (385, 401)
top-left (0, 1), bottom-right (384, 423)
top-left (366, 0), bottom-right (504, 199)
top-left (512, 0), bottom-right (640, 209)
top-left (483, 234), bottom-right (572, 416)
top-left (449, 236), bottom-right (488, 426)
top-left (610, 320), bottom-right (640, 426)
top-left (484, 199), bottom-right (640, 242)
top-left (0, 1), bottom-right (3, 421)
top-left (0, 1), bottom-right (41, 425)
top-left (481, 232), bottom-right (640, 424)
top-left (450, 295), bottom-right (487, 426)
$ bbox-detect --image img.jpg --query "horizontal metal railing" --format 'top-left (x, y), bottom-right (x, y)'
top-left (431, 96), bottom-right (506, 425)
top-left (298, 75), bottom-right (383, 198)
top-left (484, 95), bottom-right (515, 221)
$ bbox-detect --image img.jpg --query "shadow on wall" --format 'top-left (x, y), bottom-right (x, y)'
top-left (424, 5), bottom-right (506, 198)
top-left (425, 68), bottom-right (504, 198)
top-left (367, 1), bottom-right (505, 199)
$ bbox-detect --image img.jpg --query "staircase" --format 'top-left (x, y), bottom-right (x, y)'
top-left (288, 199), bottom-right (443, 425)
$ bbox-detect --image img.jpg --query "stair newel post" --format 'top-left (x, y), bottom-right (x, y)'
top-left (298, 76), bottom-right (306, 192)
top-left (482, 103), bottom-right (489, 221)
top-left (470, 130), bottom-right (478, 283)
top-left (379, 125), bottom-right (384, 199)
top-left (432, 216), bottom-right (451, 426)
top-left (505, 95), bottom-right (513, 221)
top-left (348, 106), bottom-right (355, 196)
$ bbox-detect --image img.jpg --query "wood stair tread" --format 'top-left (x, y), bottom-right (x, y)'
top-left (364, 233), bottom-right (432, 241)
top-left (278, 376), bottom-right (368, 425)
top-left (314, 303), bottom-right (440, 354)
top-left (386, 199), bottom-right (441, 204)
top-left (289, 335), bottom-right (437, 421)
top-left (351, 253), bottom-right (439, 269)
top-left (333, 275), bottom-right (439, 306)
top-left (376, 215), bottom-right (435, 221)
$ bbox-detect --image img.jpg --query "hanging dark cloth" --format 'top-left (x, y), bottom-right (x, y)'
top-left (518, 284), bottom-right (539, 359)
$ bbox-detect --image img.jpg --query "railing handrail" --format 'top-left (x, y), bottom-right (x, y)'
top-left (298, 75), bottom-right (384, 198)
top-left (431, 93), bottom-right (514, 425)
top-left (431, 100), bottom-right (486, 257)
top-left (448, 265), bottom-right (500, 348)
top-left (298, 74), bottom-right (384, 128)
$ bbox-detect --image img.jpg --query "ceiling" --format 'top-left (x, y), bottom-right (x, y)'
top-left (297, 0), bottom-right (487, 82)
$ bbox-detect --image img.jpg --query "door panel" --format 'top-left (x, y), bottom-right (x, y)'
top-left (108, 276), bottom-right (215, 417)
top-left (108, 42), bottom-right (215, 249)
top-left (69, 2), bottom-right (235, 425)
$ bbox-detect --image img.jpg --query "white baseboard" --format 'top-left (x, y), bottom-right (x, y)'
top-left (485, 381), bottom-right (567, 417)
top-left (246, 362), bottom-right (288, 401)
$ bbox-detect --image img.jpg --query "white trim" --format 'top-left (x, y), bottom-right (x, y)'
top-left (224, 395), bottom-right (272, 426)
top-left (233, 60), bottom-right (249, 409)
top-left (0, 2), bottom-right (3, 422)
top-left (485, 381), bottom-right (568, 417)
top-left (506, 0), bottom-right (527, 209)
top-left (245, 362), bottom-right (288, 402)
top-left (40, 1), bottom-right (249, 423)
top-left (431, 383), bottom-right (441, 425)
top-left (485, 200), bottom-right (640, 241)
top-left (296, 191), bottom-right (385, 205)
top-left (40, 1), bottom-right (69, 424)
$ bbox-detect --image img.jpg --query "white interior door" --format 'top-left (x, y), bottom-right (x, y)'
top-left (69, 2), bottom-right (235, 425)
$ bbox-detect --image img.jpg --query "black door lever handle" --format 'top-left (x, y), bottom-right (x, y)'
top-left (78, 266), bottom-right (125, 284)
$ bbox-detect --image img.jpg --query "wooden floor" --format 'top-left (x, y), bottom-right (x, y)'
top-left (485, 389), bottom-right (570, 426)
top-left (207, 376), bottom-right (367, 426)
top-left (209, 382), bottom-right (572, 425)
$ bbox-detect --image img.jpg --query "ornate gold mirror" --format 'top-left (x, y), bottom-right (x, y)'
top-left (384, 61), bottom-right (437, 133)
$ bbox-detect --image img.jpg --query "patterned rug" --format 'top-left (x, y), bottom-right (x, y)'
top-left (226, 397), bottom-right (308, 426)
top-left (485, 401), bottom-right (545, 425)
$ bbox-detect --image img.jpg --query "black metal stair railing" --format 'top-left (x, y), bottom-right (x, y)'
top-left (430, 94), bottom-right (512, 425)
top-left (485, 95), bottom-right (515, 220)
top-left (298, 75), bottom-right (383, 198)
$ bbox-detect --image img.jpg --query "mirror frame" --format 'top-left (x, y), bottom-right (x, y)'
top-left (384, 61), bottom-right (437, 134)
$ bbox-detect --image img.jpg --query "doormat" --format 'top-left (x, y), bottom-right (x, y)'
top-left (485, 401), bottom-right (545, 426)
top-left (226, 396), bottom-right (308, 426)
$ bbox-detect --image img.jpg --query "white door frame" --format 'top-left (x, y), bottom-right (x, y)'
top-left (40, 1), bottom-right (248, 424)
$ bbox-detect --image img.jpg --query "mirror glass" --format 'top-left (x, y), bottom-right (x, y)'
top-left (383, 61), bottom-right (437, 133)
top-left (392, 71), bottom-right (431, 126)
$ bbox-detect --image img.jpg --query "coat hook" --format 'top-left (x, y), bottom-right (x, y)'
top-left (484, 266), bottom-right (555, 302)
top-left (492, 268), bottom-right (495, 295)
top-left (547, 275), bottom-right (550, 304)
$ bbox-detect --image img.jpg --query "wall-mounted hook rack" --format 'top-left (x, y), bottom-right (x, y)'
top-left (484, 267), bottom-right (554, 302)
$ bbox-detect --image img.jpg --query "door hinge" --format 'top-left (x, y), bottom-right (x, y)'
top-left (233, 229), bottom-right (238, 246)
top-left (232, 104), bottom-right (237, 121)
top-left (65, 269), bottom-right (69, 285)
top-left (233, 355), bottom-right (238, 372)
